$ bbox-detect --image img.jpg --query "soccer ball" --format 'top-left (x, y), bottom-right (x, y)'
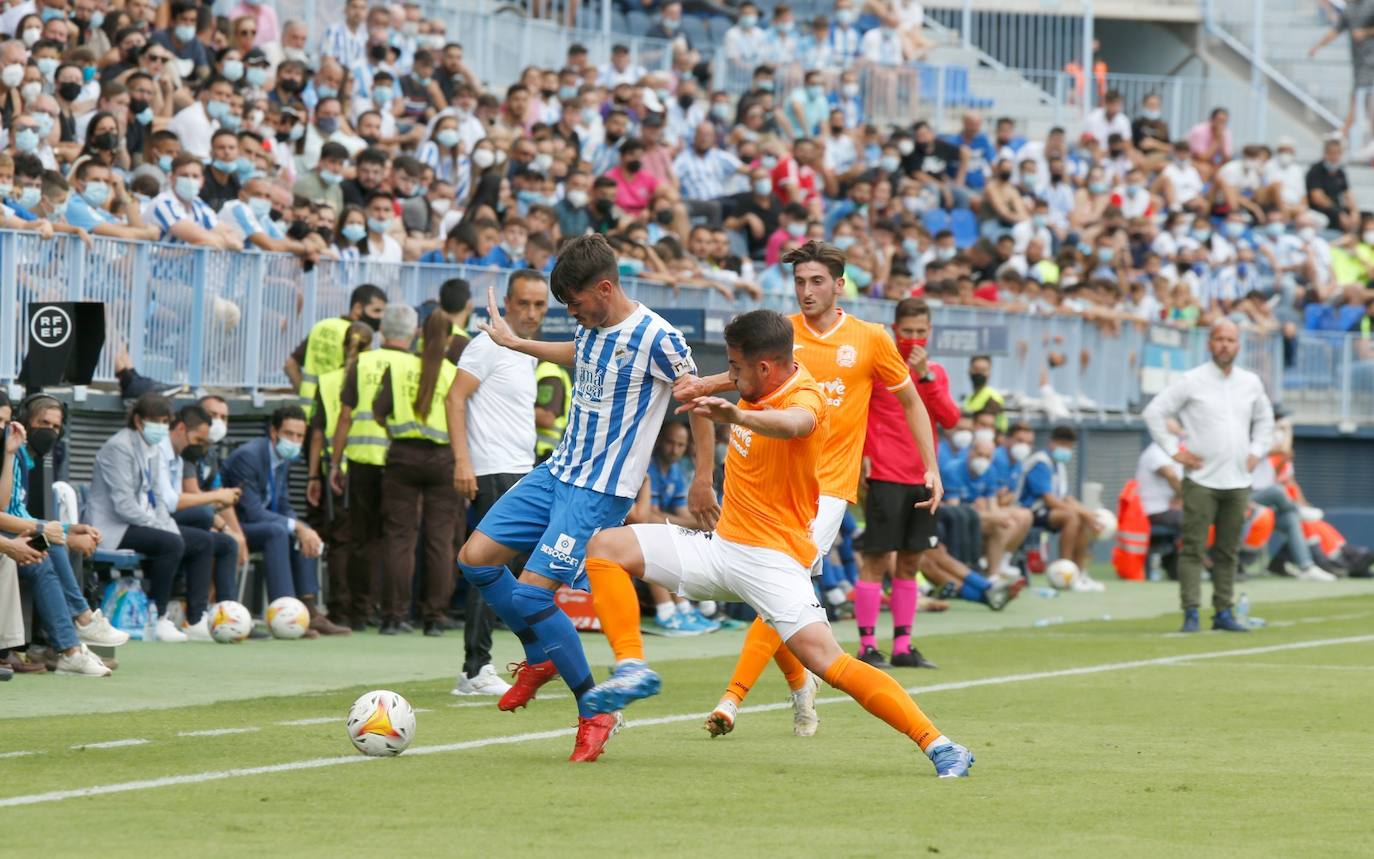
top-left (267, 596), bottom-right (310, 639)
top-left (1046, 559), bottom-right (1081, 590)
top-left (207, 600), bottom-right (253, 643)
top-left (347, 690), bottom-right (416, 757)
top-left (1093, 508), bottom-right (1118, 542)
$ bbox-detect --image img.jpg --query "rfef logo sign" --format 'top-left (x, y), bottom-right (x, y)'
top-left (29, 305), bottom-right (72, 349)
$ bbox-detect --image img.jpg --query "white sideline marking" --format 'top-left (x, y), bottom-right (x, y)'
top-left (72, 739), bottom-right (149, 750)
top-left (5, 634), bottom-right (1372, 809)
top-left (0, 751), bottom-right (38, 759)
top-left (275, 717), bottom-right (338, 726)
top-left (1172, 661), bottom-right (1374, 672)
top-left (177, 728), bottom-right (261, 737)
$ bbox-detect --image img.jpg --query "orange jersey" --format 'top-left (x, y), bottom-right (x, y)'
top-left (790, 310), bottom-right (912, 503)
top-left (716, 366), bottom-right (830, 568)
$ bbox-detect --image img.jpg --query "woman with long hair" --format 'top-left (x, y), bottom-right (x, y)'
top-left (375, 310), bottom-right (461, 636)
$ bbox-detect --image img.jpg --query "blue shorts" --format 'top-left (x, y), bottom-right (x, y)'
top-left (474, 462), bottom-right (635, 589)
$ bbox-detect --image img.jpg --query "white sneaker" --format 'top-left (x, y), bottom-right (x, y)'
top-left (704, 698), bottom-right (738, 736)
top-left (451, 663), bottom-right (513, 696)
top-left (1072, 573), bottom-right (1107, 593)
top-left (1293, 564), bottom-right (1337, 582)
top-left (791, 671), bottom-right (820, 737)
top-left (55, 644), bottom-right (112, 677)
top-left (155, 617), bottom-right (188, 643)
top-left (75, 609), bottom-right (130, 647)
top-left (183, 615), bottom-right (214, 642)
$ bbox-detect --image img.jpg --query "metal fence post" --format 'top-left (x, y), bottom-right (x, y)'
top-left (935, 64), bottom-right (946, 127)
top-left (244, 254), bottom-right (266, 392)
top-left (961, 0), bottom-right (972, 48)
top-left (602, 0), bottom-right (611, 38)
top-left (1340, 335), bottom-right (1353, 423)
top-left (129, 244), bottom-right (150, 373)
top-left (1081, 0), bottom-right (1094, 116)
top-left (1251, 0), bottom-right (1263, 95)
top-left (69, 236), bottom-right (88, 300)
top-left (0, 231), bottom-right (17, 385)
top-left (188, 248), bottom-right (208, 389)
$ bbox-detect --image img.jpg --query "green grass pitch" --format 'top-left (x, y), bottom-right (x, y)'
top-left (3, 579), bottom-right (1374, 858)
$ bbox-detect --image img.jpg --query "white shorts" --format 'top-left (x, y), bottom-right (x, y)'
top-left (810, 495), bottom-right (849, 576)
top-left (630, 524), bottom-right (829, 642)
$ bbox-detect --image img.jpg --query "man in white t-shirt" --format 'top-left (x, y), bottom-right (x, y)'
top-left (1082, 90), bottom-right (1132, 148)
top-left (447, 269), bottom-right (551, 697)
top-left (1157, 140), bottom-right (1205, 212)
top-left (1262, 136), bottom-right (1307, 215)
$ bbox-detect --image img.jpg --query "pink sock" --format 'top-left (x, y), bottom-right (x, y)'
top-left (854, 580), bottom-right (882, 650)
top-left (890, 579), bottom-right (918, 654)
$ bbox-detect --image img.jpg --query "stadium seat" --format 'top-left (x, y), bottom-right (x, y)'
top-left (626, 10), bottom-right (651, 36)
top-left (683, 16), bottom-right (710, 54)
top-left (949, 208), bottom-right (979, 247)
top-left (708, 14), bottom-right (733, 43)
top-left (921, 207), bottom-right (950, 234)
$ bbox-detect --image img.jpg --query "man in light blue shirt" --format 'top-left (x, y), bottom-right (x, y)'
top-left (65, 160), bottom-right (160, 239)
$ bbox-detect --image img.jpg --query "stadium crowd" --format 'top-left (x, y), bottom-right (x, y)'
top-left (1, 1), bottom-right (1371, 681)
top-left (0, 0), bottom-right (1363, 350)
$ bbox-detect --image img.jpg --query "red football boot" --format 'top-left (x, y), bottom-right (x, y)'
top-left (568, 712), bottom-right (623, 762)
top-left (498, 660), bottom-right (559, 712)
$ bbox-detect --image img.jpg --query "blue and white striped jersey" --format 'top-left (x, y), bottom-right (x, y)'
top-left (547, 304), bottom-right (696, 499)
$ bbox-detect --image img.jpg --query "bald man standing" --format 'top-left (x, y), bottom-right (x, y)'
top-left (1143, 321), bottom-right (1274, 633)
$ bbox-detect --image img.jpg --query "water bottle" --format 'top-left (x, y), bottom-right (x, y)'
top-left (143, 600), bottom-right (159, 643)
top-left (1036, 587), bottom-right (1059, 599)
top-left (1033, 616), bottom-right (1064, 628)
top-left (1235, 593), bottom-right (1250, 624)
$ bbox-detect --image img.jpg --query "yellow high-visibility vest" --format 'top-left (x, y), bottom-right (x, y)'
top-left (386, 354), bottom-right (457, 445)
top-left (534, 361), bottom-right (572, 458)
top-left (346, 348), bottom-right (410, 465)
top-left (299, 317), bottom-right (352, 417)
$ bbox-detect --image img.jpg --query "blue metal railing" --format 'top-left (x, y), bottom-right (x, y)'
top-left (1, 232), bottom-right (1370, 424)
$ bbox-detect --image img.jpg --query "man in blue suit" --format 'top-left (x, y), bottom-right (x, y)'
top-left (222, 405), bottom-right (349, 636)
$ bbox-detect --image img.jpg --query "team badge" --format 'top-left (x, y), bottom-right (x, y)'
top-left (836, 344), bottom-right (856, 367)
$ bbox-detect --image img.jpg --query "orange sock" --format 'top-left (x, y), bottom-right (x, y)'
top-left (822, 653), bottom-right (941, 750)
top-left (585, 557), bottom-right (644, 663)
top-left (773, 643), bottom-right (809, 692)
top-left (722, 617), bottom-right (783, 705)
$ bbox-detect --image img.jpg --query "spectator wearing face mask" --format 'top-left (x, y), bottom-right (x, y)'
top-left (151, 2), bottom-right (213, 81)
top-left (962, 354), bottom-right (1005, 430)
top-left (64, 157), bottom-right (158, 239)
top-left (147, 154), bottom-right (236, 248)
top-left (222, 175), bottom-right (320, 257)
top-left (292, 140), bottom-right (348, 214)
top-left (284, 282), bottom-right (388, 413)
top-left (224, 405), bottom-right (345, 635)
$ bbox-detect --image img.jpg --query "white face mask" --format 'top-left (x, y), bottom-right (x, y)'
top-left (951, 429), bottom-right (973, 450)
top-left (973, 428), bottom-right (996, 445)
top-left (1010, 441), bottom-right (1032, 462)
top-left (968, 456), bottom-right (992, 476)
top-left (208, 418), bottom-right (228, 444)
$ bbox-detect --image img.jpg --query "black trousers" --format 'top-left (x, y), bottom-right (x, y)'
top-left (464, 471), bottom-right (524, 676)
top-left (344, 461), bottom-right (386, 623)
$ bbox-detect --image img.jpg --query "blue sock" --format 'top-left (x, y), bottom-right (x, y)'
top-left (838, 536), bottom-right (859, 585)
top-left (958, 571), bottom-right (991, 602)
top-left (459, 562), bottom-right (548, 664)
top-left (511, 583), bottom-right (596, 717)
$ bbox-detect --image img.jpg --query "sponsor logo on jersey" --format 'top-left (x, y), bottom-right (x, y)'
top-left (729, 424), bottom-right (753, 457)
top-left (818, 377), bottom-right (846, 407)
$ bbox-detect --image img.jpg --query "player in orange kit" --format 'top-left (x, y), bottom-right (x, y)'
top-left (578, 309), bottom-right (973, 777)
top-left (674, 239), bottom-right (944, 738)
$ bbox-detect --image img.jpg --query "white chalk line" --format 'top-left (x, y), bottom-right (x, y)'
top-left (3, 633), bottom-right (1371, 809)
top-left (0, 751), bottom-right (39, 759)
top-left (1169, 660), bottom-right (1374, 672)
top-left (274, 717), bottom-right (338, 726)
top-left (71, 739), bottom-right (149, 750)
top-left (177, 728), bottom-right (261, 738)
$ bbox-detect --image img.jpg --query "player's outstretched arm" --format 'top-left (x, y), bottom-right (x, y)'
top-left (477, 287), bottom-right (576, 365)
top-left (673, 372), bottom-right (734, 401)
top-left (679, 397), bottom-right (816, 440)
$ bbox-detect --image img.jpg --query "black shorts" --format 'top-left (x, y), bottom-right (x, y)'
top-left (1031, 505), bottom-right (1060, 531)
top-left (863, 480), bottom-right (938, 554)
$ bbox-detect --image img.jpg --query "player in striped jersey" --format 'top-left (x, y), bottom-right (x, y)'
top-left (456, 234), bottom-right (718, 762)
